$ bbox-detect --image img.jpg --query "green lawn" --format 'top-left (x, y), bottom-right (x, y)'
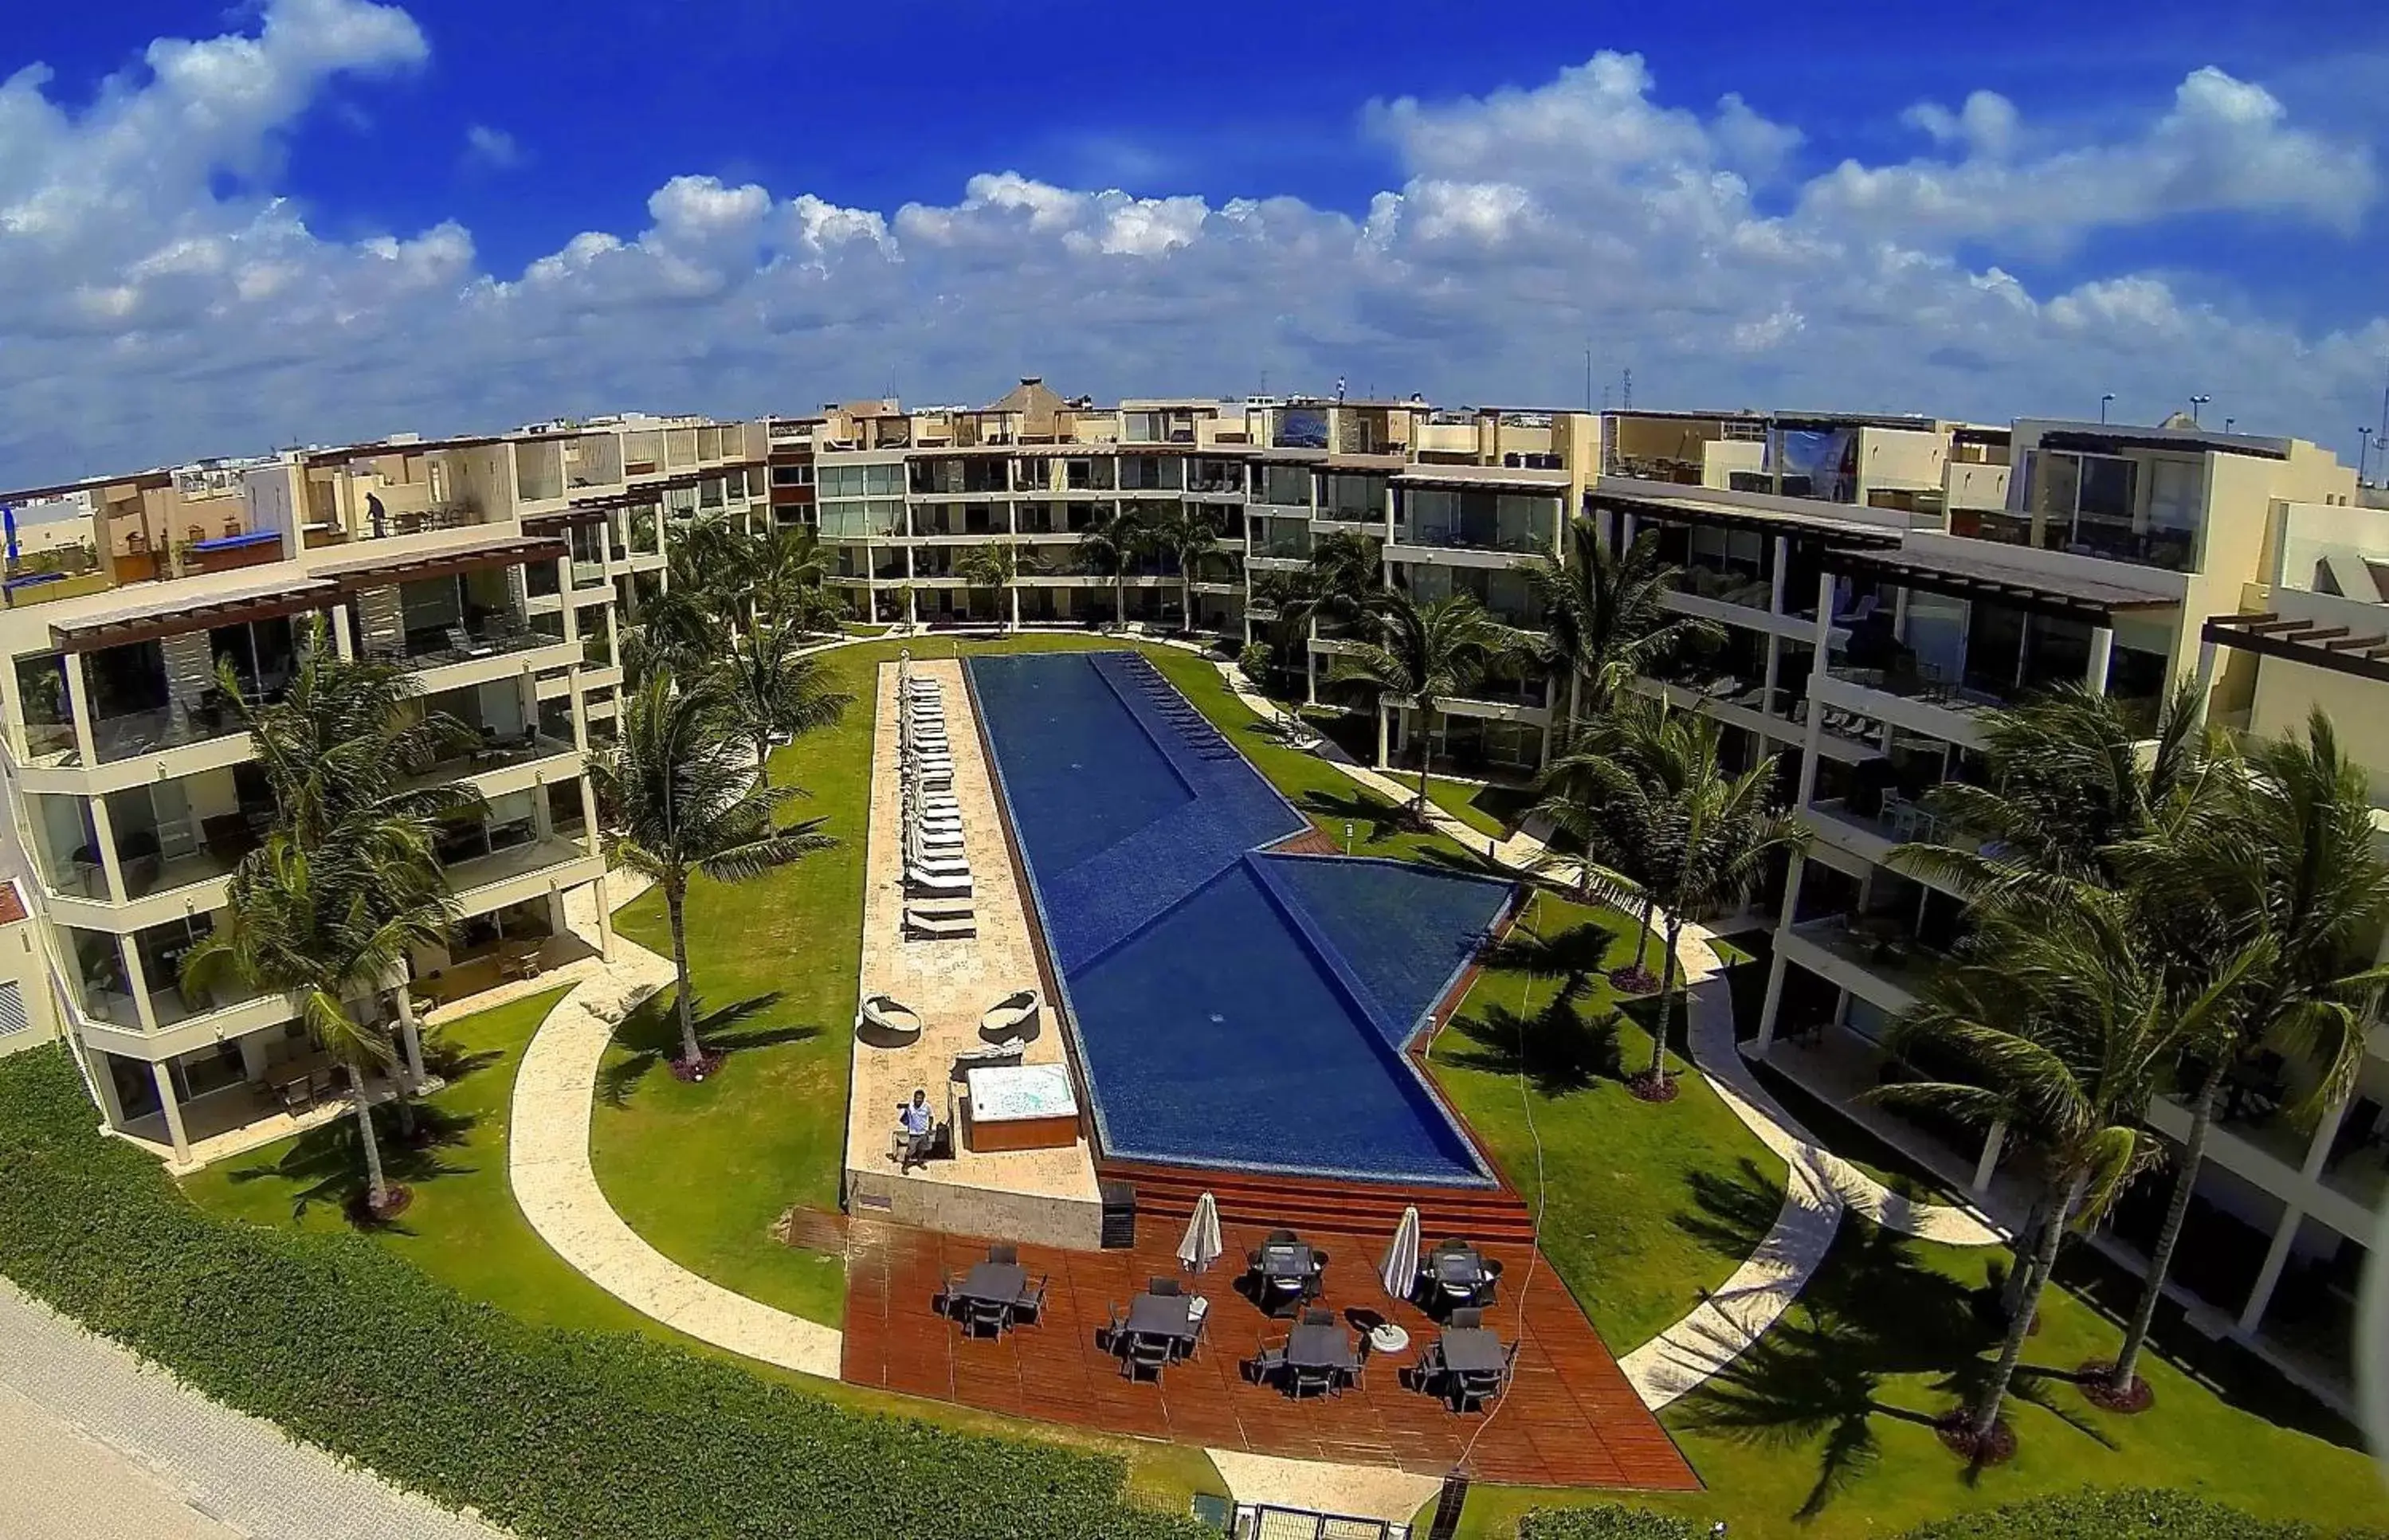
top-left (1423, 894), bottom-right (1774, 1350)
top-left (179, 988), bottom-right (653, 1338)
top-left (1424, 776), bottom-right (1538, 843)
top-left (1425, 922), bottom-right (2389, 1539)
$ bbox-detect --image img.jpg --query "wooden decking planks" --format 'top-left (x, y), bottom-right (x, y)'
top-left (841, 1215), bottom-right (1698, 1492)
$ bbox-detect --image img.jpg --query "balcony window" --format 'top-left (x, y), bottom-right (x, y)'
top-left (1064, 458), bottom-right (1117, 492)
top-left (387, 570), bottom-right (532, 665)
top-left (1118, 456), bottom-right (1180, 492)
top-left (15, 653), bottom-right (73, 758)
top-left (1395, 488), bottom-right (1555, 553)
top-left (1254, 464), bottom-right (1311, 507)
top-left (2022, 449), bottom-right (2200, 570)
top-left (817, 463), bottom-right (903, 499)
top-left (1320, 473), bottom-right (1386, 521)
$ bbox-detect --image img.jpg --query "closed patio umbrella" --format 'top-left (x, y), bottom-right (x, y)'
top-left (1176, 1192), bottom-right (1222, 1272)
top-left (1380, 1205), bottom-right (1421, 1301)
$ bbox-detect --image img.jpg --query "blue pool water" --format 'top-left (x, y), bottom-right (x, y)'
top-left (967, 652), bottom-right (1512, 1185)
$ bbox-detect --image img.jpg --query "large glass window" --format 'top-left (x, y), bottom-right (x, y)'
top-left (1396, 488), bottom-right (1555, 552)
top-left (1321, 474), bottom-right (1387, 520)
top-left (1253, 464), bottom-right (1311, 506)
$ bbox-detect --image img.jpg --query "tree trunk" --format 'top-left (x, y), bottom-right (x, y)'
top-left (349, 1062), bottom-right (389, 1211)
top-left (2109, 1060), bottom-right (2223, 1393)
top-left (753, 731), bottom-right (773, 788)
top-left (1183, 570), bottom-right (1195, 634)
top-left (2001, 1193), bottom-right (2052, 1321)
top-left (1115, 574), bottom-right (1126, 629)
top-left (1974, 1173), bottom-right (2081, 1440)
top-left (386, 1027), bottom-right (419, 1139)
top-left (665, 880), bottom-right (702, 1065)
top-left (1632, 899), bottom-right (1656, 969)
top-left (1650, 919), bottom-right (1683, 1082)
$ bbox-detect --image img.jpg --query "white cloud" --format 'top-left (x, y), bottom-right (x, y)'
top-left (0, 12), bottom-right (2383, 485)
top-left (1809, 67), bottom-right (2375, 249)
top-left (462, 123), bottom-right (522, 170)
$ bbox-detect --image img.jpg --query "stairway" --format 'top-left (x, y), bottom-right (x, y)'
top-left (1103, 1158), bottom-right (1540, 1245)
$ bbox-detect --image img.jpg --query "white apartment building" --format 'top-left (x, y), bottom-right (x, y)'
top-left (0, 413), bottom-right (768, 1170)
top-left (1606, 413), bottom-right (2372, 1409)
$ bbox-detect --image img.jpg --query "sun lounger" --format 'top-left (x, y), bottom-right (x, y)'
top-left (909, 897), bottom-right (975, 919)
top-left (907, 868), bottom-right (973, 895)
top-left (905, 908), bottom-right (977, 940)
top-left (980, 989), bottom-right (1042, 1043)
top-left (857, 993), bottom-right (925, 1043)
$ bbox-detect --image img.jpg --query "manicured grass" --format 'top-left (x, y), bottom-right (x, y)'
top-left (1425, 776), bottom-right (1539, 842)
top-left (180, 987), bottom-right (650, 1338)
top-left (1422, 894), bottom-right (1777, 1353)
top-left (1430, 922), bottom-right (2389, 1538)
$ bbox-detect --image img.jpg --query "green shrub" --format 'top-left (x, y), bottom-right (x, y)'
top-left (0, 1047), bottom-right (1200, 1540)
top-left (1238, 641), bottom-right (1272, 687)
top-left (1520, 1490), bottom-right (2389, 1540)
top-left (1518, 1506), bottom-right (1706, 1538)
top-left (1896, 1487), bottom-right (2369, 1538)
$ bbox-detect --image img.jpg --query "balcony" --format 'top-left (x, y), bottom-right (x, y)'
top-left (405, 731), bottom-right (578, 793)
top-left (571, 559), bottom-right (610, 590)
top-left (1783, 912), bottom-right (1945, 1014)
top-left (441, 833), bottom-right (599, 907)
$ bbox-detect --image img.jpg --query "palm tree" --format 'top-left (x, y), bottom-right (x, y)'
top-left (1526, 691), bottom-right (1671, 985)
top-left (226, 619), bottom-right (481, 848)
top-left (1326, 590), bottom-right (1519, 820)
top-left (1527, 518), bottom-right (1720, 730)
top-left (1872, 886), bottom-right (2250, 1453)
top-left (747, 527), bottom-right (836, 635)
top-left (711, 624), bottom-right (853, 786)
top-left (1074, 505), bottom-right (1143, 626)
top-left (1144, 505), bottom-right (1220, 631)
top-left (2090, 710), bottom-right (2389, 1403)
top-left (590, 672), bottom-right (834, 1072)
top-left (181, 832), bottom-right (457, 1216)
top-left (1564, 700), bottom-right (1806, 1095)
top-left (953, 542), bottom-right (1027, 629)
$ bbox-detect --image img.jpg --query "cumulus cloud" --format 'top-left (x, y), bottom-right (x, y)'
top-left (1806, 66), bottom-right (2375, 248)
top-left (463, 123), bottom-right (522, 170)
top-left (0, 9), bottom-right (2382, 486)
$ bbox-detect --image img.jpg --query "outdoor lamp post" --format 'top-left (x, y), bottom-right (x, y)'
top-left (2099, 393), bottom-right (2113, 424)
top-left (2191, 394), bottom-right (2211, 424)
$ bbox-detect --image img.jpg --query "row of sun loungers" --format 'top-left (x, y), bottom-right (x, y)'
top-left (900, 676), bottom-right (976, 939)
top-left (1116, 657), bottom-right (1238, 762)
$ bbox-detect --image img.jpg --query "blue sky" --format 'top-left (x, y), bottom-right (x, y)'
top-left (3, 0), bottom-right (2387, 483)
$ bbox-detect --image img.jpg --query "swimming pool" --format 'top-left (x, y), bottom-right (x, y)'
top-left (967, 651), bottom-right (1512, 1186)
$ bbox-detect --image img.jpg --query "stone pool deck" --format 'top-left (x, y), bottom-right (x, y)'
top-left (841, 658), bottom-right (1104, 1248)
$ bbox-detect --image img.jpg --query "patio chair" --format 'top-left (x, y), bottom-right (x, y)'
top-left (1301, 1307), bottom-right (1335, 1326)
top-left (1016, 1274), bottom-right (1049, 1323)
top-left (1450, 1307), bottom-right (1484, 1329)
top-left (1123, 1332), bottom-right (1172, 1382)
top-left (1148, 1276), bottom-right (1180, 1298)
top-left (988, 1244), bottom-right (1018, 1264)
top-left (963, 1297), bottom-right (1012, 1339)
top-left (951, 1041), bottom-right (1023, 1076)
top-left (932, 1270), bottom-right (957, 1316)
top-left (857, 993), bottom-right (925, 1044)
top-left (1246, 1341), bottom-right (1287, 1384)
top-left (1290, 1363), bottom-right (1336, 1401)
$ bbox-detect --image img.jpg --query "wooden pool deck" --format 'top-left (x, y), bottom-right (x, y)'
top-left (840, 1211), bottom-right (1698, 1492)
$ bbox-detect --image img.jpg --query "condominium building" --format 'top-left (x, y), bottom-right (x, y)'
top-left (0, 413), bottom-right (768, 1170)
top-left (1610, 412), bottom-right (2372, 1409)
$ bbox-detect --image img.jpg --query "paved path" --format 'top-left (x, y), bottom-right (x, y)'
top-left (1209, 664), bottom-right (2001, 1410)
top-left (507, 884), bottom-right (845, 1378)
top-left (0, 1280), bottom-right (508, 1540)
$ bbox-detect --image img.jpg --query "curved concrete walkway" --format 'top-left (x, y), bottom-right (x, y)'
top-left (508, 885), bottom-right (844, 1379)
top-left (1208, 665), bottom-right (2000, 1410)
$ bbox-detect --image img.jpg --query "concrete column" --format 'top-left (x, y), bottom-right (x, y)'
top-left (85, 796), bottom-right (128, 906)
top-left (2191, 636), bottom-right (2219, 725)
top-left (1009, 586), bottom-right (1021, 633)
top-left (235, 1033), bottom-right (272, 1082)
top-left (2301, 1089), bottom-right (2355, 1180)
top-left (0, 660), bottom-right (28, 763)
top-left (1794, 572), bottom-right (1834, 810)
top-left (116, 938), bottom-right (160, 1035)
top-left (1768, 535), bottom-right (1790, 615)
top-left (1754, 950), bottom-right (1792, 1054)
top-left (63, 652), bottom-right (98, 768)
top-left (576, 776), bottom-right (602, 858)
top-left (1305, 637), bottom-right (1319, 707)
top-left (149, 1057), bottom-right (190, 1164)
top-left (2085, 625), bottom-right (2114, 696)
top-left (1753, 854), bottom-right (1807, 1053)
top-left (559, 572), bottom-right (580, 644)
top-left (330, 602), bottom-right (356, 660)
top-left (2238, 1206), bottom-right (2305, 1334)
top-left (591, 870), bottom-right (615, 962)
top-left (1971, 1120), bottom-right (2007, 1193)
top-left (1376, 703), bottom-right (1391, 769)
top-left (1761, 636), bottom-right (1783, 718)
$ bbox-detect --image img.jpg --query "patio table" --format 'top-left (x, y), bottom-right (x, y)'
top-left (955, 1261), bottom-right (1028, 1308)
top-left (1259, 1244), bottom-right (1315, 1280)
top-left (1285, 1322), bottom-right (1357, 1373)
top-left (1438, 1326), bottom-right (1505, 1377)
top-left (1124, 1292), bottom-right (1198, 1344)
top-left (1430, 1250), bottom-right (1489, 1290)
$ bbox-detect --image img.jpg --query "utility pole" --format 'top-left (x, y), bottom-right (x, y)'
top-left (1621, 368), bottom-right (1633, 410)
top-left (1584, 347), bottom-right (1593, 414)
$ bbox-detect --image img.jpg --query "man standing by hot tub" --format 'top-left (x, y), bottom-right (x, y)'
top-left (896, 1088), bottom-right (937, 1171)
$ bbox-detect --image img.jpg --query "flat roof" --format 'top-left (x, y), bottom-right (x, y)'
top-left (2023, 418), bottom-right (2292, 461)
top-left (1822, 543), bottom-right (2181, 622)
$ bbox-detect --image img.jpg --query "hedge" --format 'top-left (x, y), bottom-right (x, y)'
top-left (0, 1047), bottom-right (1202, 1540)
top-left (1520, 1491), bottom-right (2389, 1540)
